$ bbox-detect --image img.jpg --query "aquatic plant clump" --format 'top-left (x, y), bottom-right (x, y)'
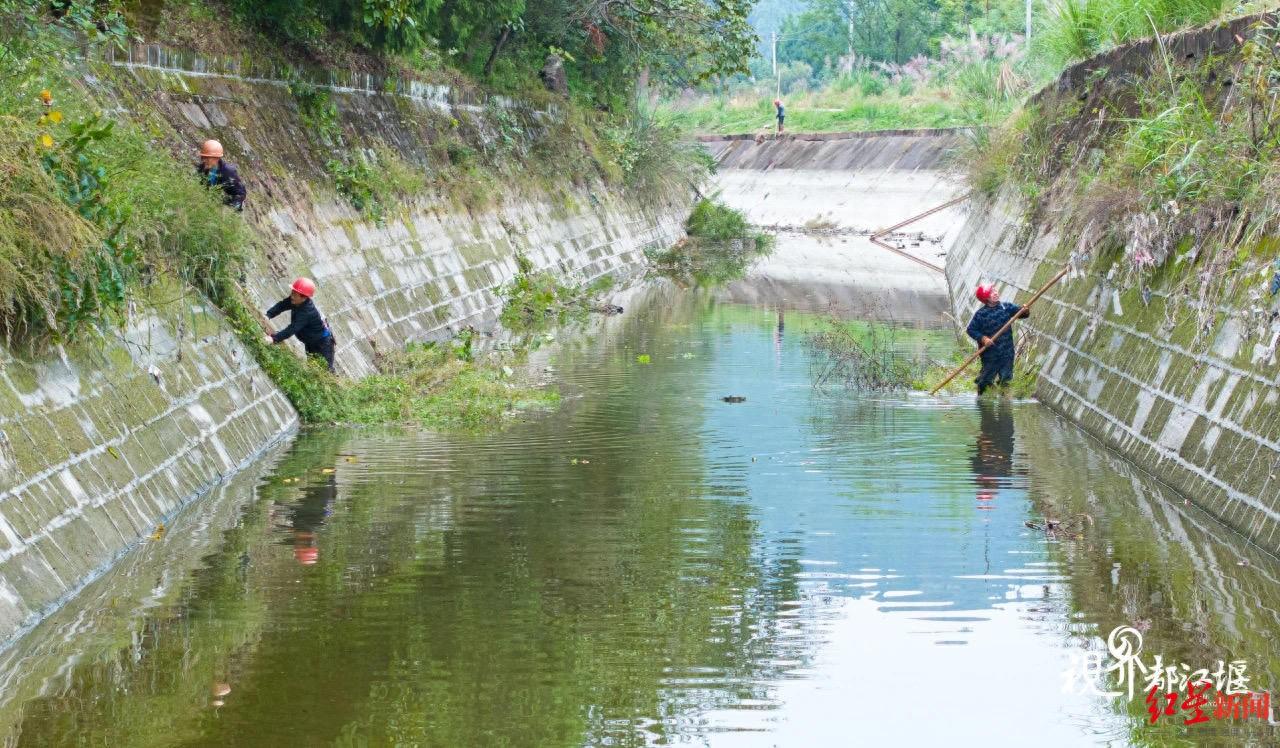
top-left (345, 340), bottom-right (559, 430)
top-left (499, 254), bottom-right (615, 335)
top-left (649, 199), bottom-right (774, 287)
top-left (808, 317), bottom-right (939, 392)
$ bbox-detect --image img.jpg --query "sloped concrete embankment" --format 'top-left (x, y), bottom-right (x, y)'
top-left (0, 284), bottom-right (296, 646)
top-left (947, 15), bottom-right (1280, 554)
top-left (107, 45), bottom-right (687, 378)
top-left (0, 46), bottom-right (686, 648)
top-left (700, 130), bottom-right (968, 323)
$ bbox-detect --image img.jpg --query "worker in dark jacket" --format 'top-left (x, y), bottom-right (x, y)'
top-left (265, 277), bottom-right (335, 372)
top-left (196, 139), bottom-right (247, 210)
top-left (966, 284), bottom-right (1029, 395)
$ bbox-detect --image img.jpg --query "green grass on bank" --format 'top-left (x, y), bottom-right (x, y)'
top-left (661, 91), bottom-right (973, 135)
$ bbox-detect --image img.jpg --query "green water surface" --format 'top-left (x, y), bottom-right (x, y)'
top-left (1, 292), bottom-right (1277, 746)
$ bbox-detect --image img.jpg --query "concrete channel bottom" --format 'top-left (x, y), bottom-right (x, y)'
top-left (712, 167), bottom-right (966, 326)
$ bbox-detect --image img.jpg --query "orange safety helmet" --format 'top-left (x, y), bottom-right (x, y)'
top-left (773, 98), bottom-right (782, 106)
top-left (291, 277), bottom-right (316, 298)
top-left (199, 139), bottom-right (224, 158)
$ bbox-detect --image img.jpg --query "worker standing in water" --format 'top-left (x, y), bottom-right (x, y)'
top-left (965, 284), bottom-right (1029, 395)
top-left (774, 98), bottom-right (785, 134)
top-left (265, 278), bottom-right (335, 372)
top-left (196, 139), bottom-right (247, 210)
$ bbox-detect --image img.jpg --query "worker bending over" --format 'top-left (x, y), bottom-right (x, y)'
top-left (265, 277), bottom-right (335, 372)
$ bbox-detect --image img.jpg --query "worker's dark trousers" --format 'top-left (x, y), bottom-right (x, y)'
top-left (975, 356), bottom-right (1014, 395)
top-left (305, 336), bottom-right (336, 373)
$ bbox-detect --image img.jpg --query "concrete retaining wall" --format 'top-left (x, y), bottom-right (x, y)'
top-left (105, 46), bottom-right (688, 377)
top-left (948, 189), bottom-right (1280, 555)
top-left (0, 285), bottom-right (296, 645)
top-left (944, 13), bottom-right (1280, 555)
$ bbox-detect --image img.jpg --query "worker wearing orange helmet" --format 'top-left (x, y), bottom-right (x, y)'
top-left (196, 139), bottom-right (247, 210)
top-left (265, 277), bottom-right (335, 371)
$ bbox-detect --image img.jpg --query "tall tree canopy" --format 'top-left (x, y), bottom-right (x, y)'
top-left (230, 0), bottom-right (758, 102)
top-left (777, 0), bottom-right (1025, 69)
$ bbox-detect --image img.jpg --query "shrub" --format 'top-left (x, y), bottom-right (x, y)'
top-left (859, 73), bottom-right (887, 97)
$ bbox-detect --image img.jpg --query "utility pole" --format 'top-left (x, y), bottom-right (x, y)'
top-left (772, 30), bottom-right (780, 98)
top-left (1025, 0), bottom-right (1032, 52)
top-left (846, 1), bottom-right (854, 62)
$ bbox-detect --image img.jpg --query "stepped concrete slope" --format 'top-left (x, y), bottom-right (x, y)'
top-left (946, 13), bottom-right (1280, 555)
top-left (0, 45), bottom-right (686, 648)
top-left (701, 131), bottom-right (968, 323)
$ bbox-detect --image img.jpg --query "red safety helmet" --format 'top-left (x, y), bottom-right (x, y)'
top-left (291, 277), bottom-right (316, 298)
top-left (773, 98), bottom-right (782, 106)
top-left (294, 546), bottom-right (319, 565)
top-left (975, 284), bottom-right (994, 303)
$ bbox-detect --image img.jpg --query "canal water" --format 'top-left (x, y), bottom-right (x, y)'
top-left (1, 289), bottom-right (1278, 746)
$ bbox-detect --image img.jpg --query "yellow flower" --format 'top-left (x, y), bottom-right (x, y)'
top-left (48, 110), bottom-right (62, 123)
top-left (39, 89), bottom-right (52, 104)
top-left (38, 134), bottom-right (54, 148)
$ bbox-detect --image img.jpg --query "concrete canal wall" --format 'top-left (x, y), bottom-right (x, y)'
top-left (0, 46), bottom-right (686, 647)
top-left (701, 130), bottom-right (968, 323)
top-left (946, 14), bottom-right (1280, 555)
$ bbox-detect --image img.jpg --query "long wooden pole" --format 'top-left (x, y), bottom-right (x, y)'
top-left (929, 264), bottom-right (1071, 396)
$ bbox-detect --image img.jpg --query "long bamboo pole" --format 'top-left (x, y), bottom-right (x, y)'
top-left (929, 264), bottom-right (1071, 396)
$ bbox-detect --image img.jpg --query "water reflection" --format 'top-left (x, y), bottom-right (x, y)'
top-left (277, 471), bottom-right (337, 566)
top-left (971, 399), bottom-right (1021, 508)
top-left (0, 291), bottom-right (1276, 745)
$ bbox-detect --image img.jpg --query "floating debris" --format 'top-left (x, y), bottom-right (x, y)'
top-left (722, 396), bottom-right (746, 403)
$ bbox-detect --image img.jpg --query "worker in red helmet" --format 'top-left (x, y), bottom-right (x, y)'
top-left (774, 98), bottom-right (785, 134)
top-left (195, 139), bottom-right (246, 211)
top-left (965, 283), bottom-right (1029, 395)
top-left (265, 277), bottom-right (335, 371)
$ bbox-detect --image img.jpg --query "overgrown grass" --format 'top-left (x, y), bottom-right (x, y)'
top-left (219, 284), bottom-right (558, 429)
top-left (345, 340), bottom-right (558, 430)
top-left (662, 32), bottom-right (1030, 135)
top-left (648, 199), bottom-right (774, 287)
top-left (0, 4), bottom-right (250, 343)
top-left (661, 90), bottom-right (974, 135)
top-left (1036, 0), bottom-right (1233, 68)
top-left (908, 348), bottom-right (1040, 398)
